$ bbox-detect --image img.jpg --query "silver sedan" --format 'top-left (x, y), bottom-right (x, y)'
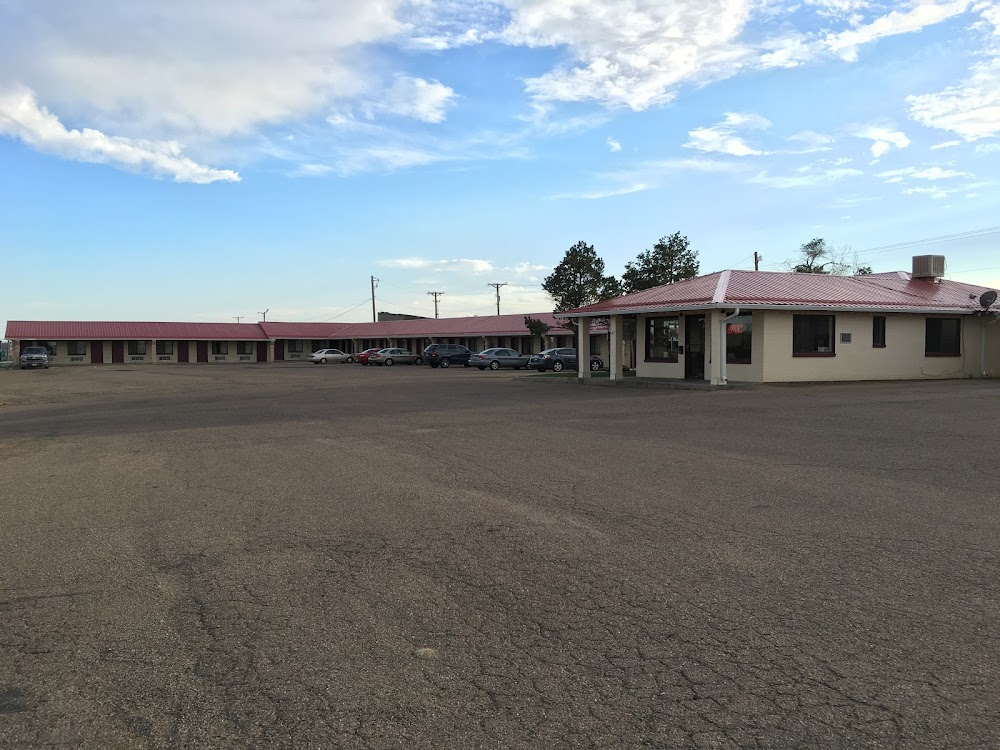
top-left (309, 348), bottom-right (355, 364)
top-left (368, 348), bottom-right (423, 366)
top-left (469, 348), bottom-right (530, 370)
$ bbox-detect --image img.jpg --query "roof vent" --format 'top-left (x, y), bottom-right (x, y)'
top-left (912, 255), bottom-right (946, 279)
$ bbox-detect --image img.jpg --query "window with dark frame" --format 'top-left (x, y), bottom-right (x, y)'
top-left (645, 316), bottom-right (680, 362)
top-left (792, 315), bottom-right (836, 356)
top-left (925, 318), bottom-right (961, 356)
top-left (288, 340), bottom-right (303, 353)
top-left (67, 341), bottom-right (87, 356)
top-left (156, 340), bottom-right (174, 355)
top-left (236, 341), bottom-right (253, 355)
top-left (873, 316), bottom-right (886, 348)
top-left (212, 341), bottom-right (229, 356)
top-left (127, 340), bottom-right (147, 356)
top-left (43, 341), bottom-right (58, 356)
top-left (725, 313), bottom-right (752, 363)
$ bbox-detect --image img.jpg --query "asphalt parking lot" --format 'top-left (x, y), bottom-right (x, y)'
top-left (1, 364), bottom-right (998, 749)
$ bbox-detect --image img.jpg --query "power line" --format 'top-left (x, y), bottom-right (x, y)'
top-left (854, 225), bottom-right (1000, 257)
top-left (487, 282), bottom-right (507, 315)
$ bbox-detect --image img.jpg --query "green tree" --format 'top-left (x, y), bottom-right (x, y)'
top-left (792, 238), bottom-right (837, 274)
top-left (523, 316), bottom-right (551, 338)
top-left (855, 265), bottom-right (874, 275)
top-left (542, 240), bottom-right (618, 346)
top-left (621, 232), bottom-right (700, 293)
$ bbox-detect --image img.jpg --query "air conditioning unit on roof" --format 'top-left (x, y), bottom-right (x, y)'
top-left (912, 255), bottom-right (946, 279)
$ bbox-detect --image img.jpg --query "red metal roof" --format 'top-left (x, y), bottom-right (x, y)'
top-left (5, 312), bottom-right (597, 341)
top-left (5, 321), bottom-right (269, 340)
top-left (566, 270), bottom-right (998, 315)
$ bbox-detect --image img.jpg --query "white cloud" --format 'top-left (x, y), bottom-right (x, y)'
top-left (379, 258), bottom-right (497, 273)
top-left (823, 1), bottom-right (969, 62)
top-left (334, 145), bottom-right (442, 175)
top-left (748, 165), bottom-right (863, 188)
top-left (685, 112), bottom-right (771, 156)
top-left (853, 125), bottom-right (910, 160)
top-left (607, 137), bottom-right (622, 152)
top-left (292, 163), bottom-right (335, 177)
top-left (907, 57), bottom-right (1000, 140)
top-left (363, 76), bottom-right (458, 123)
top-left (549, 183), bottom-right (649, 199)
top-left (903, 186), bottom-right (950, 199)
top-left (786, 130), bottom-right (835, 149)
top-left (876, 166), bottom-right (973, 180)
top-left (0, 86), bottom-right (239, 183)
top-left (930, 139), bottom-right (962, 149)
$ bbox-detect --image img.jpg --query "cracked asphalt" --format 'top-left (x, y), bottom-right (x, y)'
top-left (1, 364), bottom-right (998, 749)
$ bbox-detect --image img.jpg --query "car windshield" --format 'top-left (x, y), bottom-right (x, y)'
top-left (23, 347), bottom-right (46, 354)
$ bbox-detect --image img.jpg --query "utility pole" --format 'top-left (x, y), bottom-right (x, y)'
top-left (753, 252), bottom-right (762, 271)
top-left (487, 282), bottom-right (507, 315)
top-left (427, 291), bottom-right (444, 319)
top-left (370, 276), bottom-right (379, 323)
top-left (258, 309), bottom-right (269, 322)
top-left (234, 316), bottom-right (244, 323)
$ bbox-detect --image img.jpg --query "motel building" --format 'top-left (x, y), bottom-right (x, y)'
top-left (4, 313), bottom-right (609, 368)
top-left (563, 257), bottom-right (1000, 385)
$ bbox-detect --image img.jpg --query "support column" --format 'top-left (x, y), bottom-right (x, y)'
top-left (267, 340), bottom-right (275, 363)
top-left (150, 339), bottom-right (157, 364)
top-left (577, 317), bottom-right (591, 379)
top-left (609, 315), bottom-right (622, 381)
top-left (708, 310), bottom-right (723, 385)
top-left (11, 340), bottom-right (20, 363)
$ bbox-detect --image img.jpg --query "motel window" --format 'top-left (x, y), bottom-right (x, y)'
top-left (127, 340), bottom-right (147, 356)
top-left (873, 316), bottom-right (886, 348)
top-left (237, 341), bottom-right (254, 355)
top-left (67, 341), bottom-right (87, 356)
top-left (156, 340), bottom-right (174, 355)
top-left (726, 313), bottom-right (752, 363)
top-left (925, 318), bottom-right (961, 356)
top-left (792, 315), bottom-right (835, 356)
top-left (645, 316), bottom-right (680, 362)
top-left (212, 341), bottom-right (229, 355)
top-left (43, 341), bottom-right (58, 356)
top-left (288, 340), bottom-right (303, 353)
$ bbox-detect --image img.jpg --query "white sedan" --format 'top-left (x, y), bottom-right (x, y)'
top-left (309, 349), bottom-right (355, 364)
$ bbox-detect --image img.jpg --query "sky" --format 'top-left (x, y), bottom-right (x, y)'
top-left (1, 0), bottom-right (999, 328)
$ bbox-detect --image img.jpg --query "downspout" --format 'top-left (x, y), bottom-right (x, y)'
top-left (982, 313), bottom-right (1000, 377)
top-left (720, 308), bottom-right (741, 385)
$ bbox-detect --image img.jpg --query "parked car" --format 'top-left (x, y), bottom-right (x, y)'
top-left (19, 346), bottom-right (50, 369)
top-left (470, 348), bottom-right (530, 370)
top-left (421, 343), bottom-right (473, 369)
top-left (355, 348), bottom-right (382, 365)
top-left (528, 348), bottom-right (603, 373)
top-left (309, 348), bottom-right (354, 364)
top-left (368, 348), bottom-right (423, 366)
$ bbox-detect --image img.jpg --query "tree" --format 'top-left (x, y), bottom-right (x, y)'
top-left (542, 240), bottom-right (619, 346)
top-left (855, 265), bottom-right (874, 275)
top-left (621, 232), bottom-right (700, 293)
top-left (791, 238), bottom-right (874, 276)
top-left (523, 316), bottom-right (551, 338)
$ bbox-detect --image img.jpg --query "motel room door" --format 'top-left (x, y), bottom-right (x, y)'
top-left (256, 342), bottom-right (267, 362)
top-left (684, 315), bottom-right (706, 380)
top-left (111, 341), bottom-right (125, 364)
top-left (274, 340), bottom-right (284, 361)
top-left (90, 341), bottom-right (104, 364)
top-left (177, 341), bottom-right (189, 363)
top-left (197, 341), bottom-right (209, 363)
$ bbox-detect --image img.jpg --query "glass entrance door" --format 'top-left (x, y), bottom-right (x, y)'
top-left (685, 315), bottom-right (706, 380)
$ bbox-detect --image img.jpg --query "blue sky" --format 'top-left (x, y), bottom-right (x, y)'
top-left (1, 0), bottom-right (999, 327)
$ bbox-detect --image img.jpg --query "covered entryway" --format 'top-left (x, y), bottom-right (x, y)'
top-left (197, 341), bottom-right (209, 363)
top-left (111, 341), bottom-right (124, 364)
top-left (90, 341), bottom-right (104, 364)
top-left (685, 315), bottom-right (706, 380)
top-left (178, 341), bottom-right (189, 363)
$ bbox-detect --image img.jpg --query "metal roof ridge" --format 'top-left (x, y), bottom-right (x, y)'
top-left (713, 270), bottom-right (731, 304)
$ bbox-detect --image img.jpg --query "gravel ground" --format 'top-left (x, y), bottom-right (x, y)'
top-left (1, 364), bottom-right (998, 749)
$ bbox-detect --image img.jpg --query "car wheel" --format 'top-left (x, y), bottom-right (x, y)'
top-left (490, 360), bottom-right (500, 370)
top-left (552, 360), bottom-right (564, 372)
top-left (414, 357), bottom-right (423, 365)
top-left (346, 356), bottom-right (354, 363)
top-left (384, 358), bottom-right (393, 366)
top-left (590, 359), bottom-right (601, 371)
top-left (440, 358), bottom-right (451, 368)
top-left (320, 358), bottom-right (327, 364)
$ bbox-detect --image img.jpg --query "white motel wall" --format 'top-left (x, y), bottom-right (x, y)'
top-left (632, 310), bottom-right (1000, 383)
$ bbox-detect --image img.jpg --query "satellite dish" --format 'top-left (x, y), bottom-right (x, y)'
top-left (980, 290), bottom-right (998, 309)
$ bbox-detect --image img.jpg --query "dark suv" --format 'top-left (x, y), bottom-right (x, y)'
top-left (528, 348), bottom-right (604, 373)
top-left (422, 344), bottom-right (473, 369)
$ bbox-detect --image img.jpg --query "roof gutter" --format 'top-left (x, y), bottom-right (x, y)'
top-left (561, 302), bottom-right (985, 317)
